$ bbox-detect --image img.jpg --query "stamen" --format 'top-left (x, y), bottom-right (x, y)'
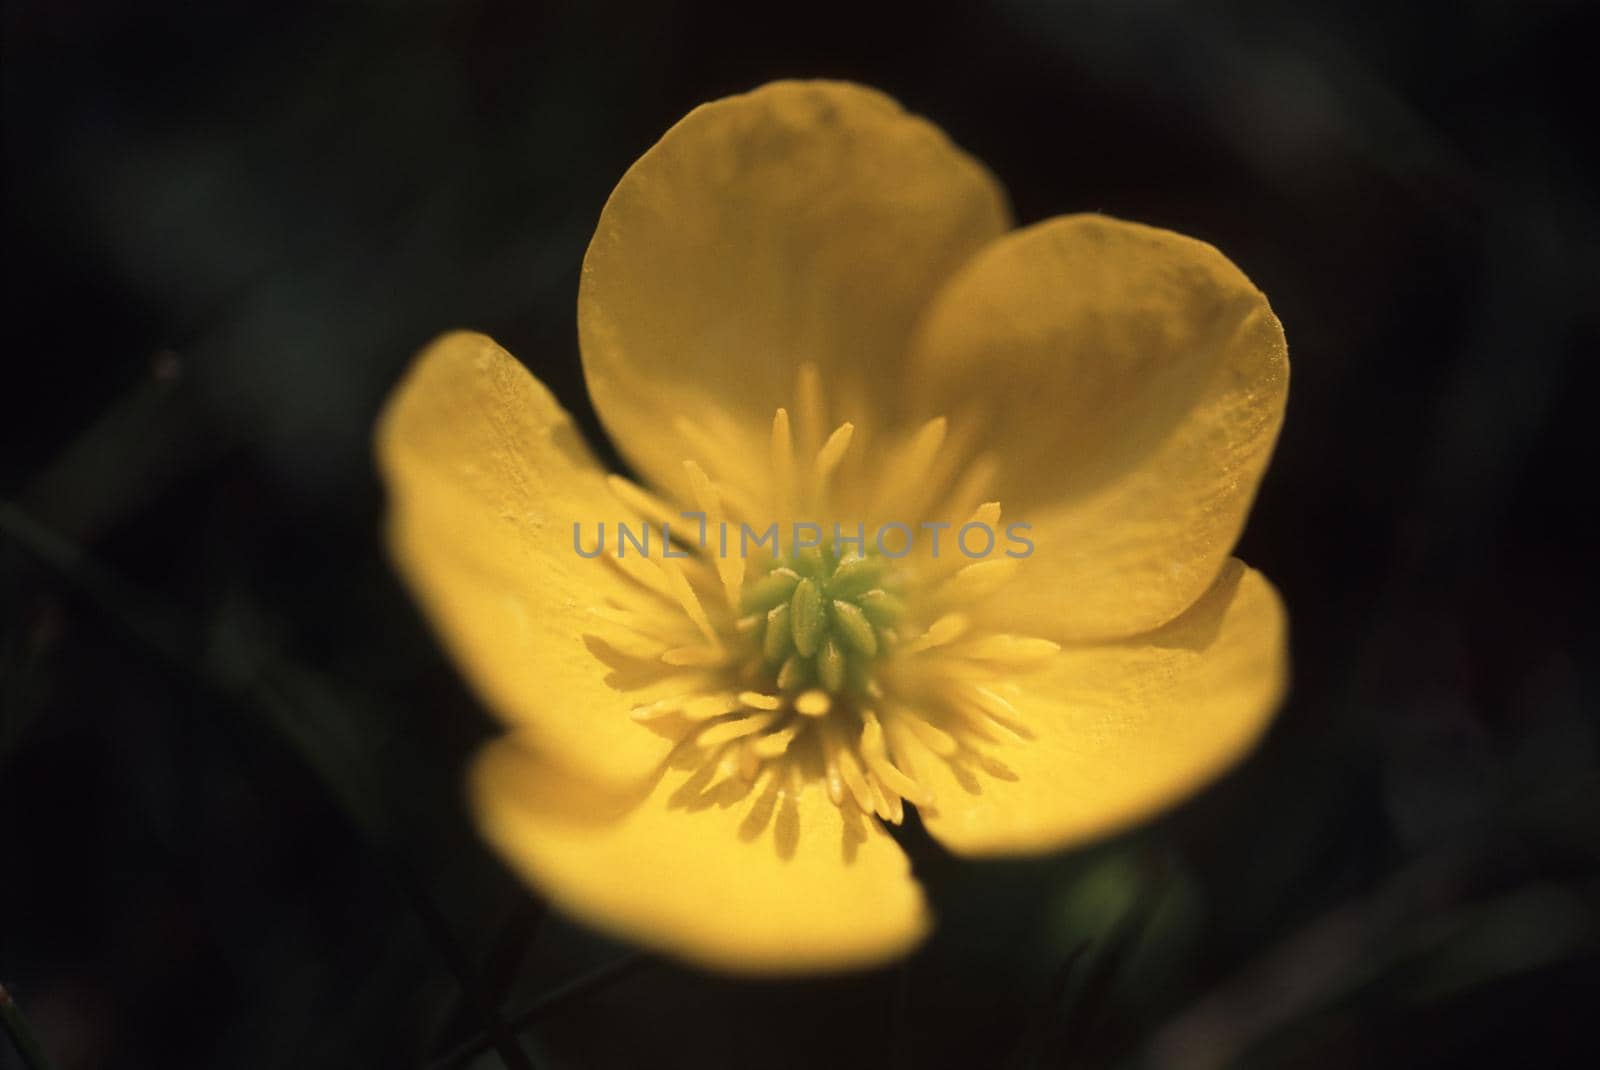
top-left (741, 568), bottom-right (800, 614)
top-left (817, 638), bottom-right (847, 692)
top-left (900, 613), bottom-right (969, 654)
top-left (671, 414), bottom-right (765, 520)
top-left (794, 689), bottom-right (832, 717)
top-left (860, 710), bottom-right (934, 809)
top-left (828, 553), bottom-right (884, 597)
top-left (751, 721), bottom-right (801, 758)
top-left (605, 548), bottom-right (675, 600)
top-left (868, 774), bottom-right (903, 824)
top-left (948, 635), bottom-right (1061, 667)
top-left (629, 699), bottom-right (679, 722)
top-left (858, 590), bottom-right (906, 628)
top-left (896, 707), bottom-right (960, 756)
top-left (770, 408), bottom-right (796, 528)
top-left (822, 746), bottom-right (846, 805)
top-left (764, 603), bottom-right (794, 661)
top-left (660, 644), bottom-right (730, 667)
top-left (830, 600), bottom-right (878, 656)
top-left (867, 753), bottom-right (932, 808)
top-left (809, 422), bottom-right (855, 505)
top-left (939, 558), bottom-right (1021, 605)
top-left (922, 500), bottom-right (1005, 581)
top-left (776, 655), bottom-right (808, 691)
top-left (939, 454), bottom-right (1000, 529)
top-left (681, 693), bottom-right (743, 721)
top-left (587, 604), bottom-right (681, 644)
top-left (738, 740), bottom-right (763, 780)
top-left (874, 417), bottom-right (947, 520)
top-left (962, 684), bottom-right (1031, 737)
top-left (584, 607), bottom-right (675, 657)
top-left (790, 578), bottom-right (826, 656)
top-left (658, 554), bottom-right (722, 649)
top-left (629, 684), bottom-right (730, 722)
top-left (794, 362), bottom-right (827, 461)
top-left (965, 501), bottom-right (1003, 530)
top-left (823, 719), bottom-right (875, 813)
top-left (698, 710), bottom-right (780, 747)
top-left (605, 475), bottom-right (681, 537)
top-left (684, 459), bottom-right (745, 608)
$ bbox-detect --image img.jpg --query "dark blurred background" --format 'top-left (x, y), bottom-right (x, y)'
top-left (3, 1), bottom-right (1597, 1067)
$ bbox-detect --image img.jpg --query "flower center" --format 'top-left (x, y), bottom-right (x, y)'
top-left (738, 543), bottom-right (902, 698)
top-left (586, 362), bottom-right (1059, 824)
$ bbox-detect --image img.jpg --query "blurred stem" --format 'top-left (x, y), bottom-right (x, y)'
top-left (482, 899), bottom-right (550, 1006)
top-left (1007, 941), bottom-right (1091, 1070)
top-left (1057, 898), bottom-right (1156, 1069)
top-left (0, 499), bottom-right (186, 660)
top-left (0, 500), bottom-right (534, 1070)
top-left (435, 898), bottom-right (549, 1052)
top-left (1, 984), bottom-right (56, 1070)
top-left (502, 953), bottom-right (651, 1033)
top-left (429, 953), bottom-right (653, 1070)
top-left (397, 870), bottom-right (536, 1070)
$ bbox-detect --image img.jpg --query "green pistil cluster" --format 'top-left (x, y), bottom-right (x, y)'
top-left (740, 543), bottom-right (905, 695)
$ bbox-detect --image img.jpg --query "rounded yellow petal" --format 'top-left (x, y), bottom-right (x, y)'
top-left (911, 215), bottom-right (1289, 641)
top-left (473, 738), bottom-right (930, 974)
top-left (376, 331), bottom-right (677, 788)
top-left (910, 561), bottom-right (1288, 856)
top-left (579, 79), bottom-right (1011, 508)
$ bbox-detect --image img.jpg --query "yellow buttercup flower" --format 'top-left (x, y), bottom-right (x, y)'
top-left (377, 81), bottom-right (1289, 973)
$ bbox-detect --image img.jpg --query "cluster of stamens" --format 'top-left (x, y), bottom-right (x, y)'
top-left (584, 364), bottom-right (1059, 824)
top-left (738, 545), bottom-right (900, 700)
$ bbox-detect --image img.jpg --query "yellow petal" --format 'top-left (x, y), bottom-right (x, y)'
top-left (911, 215), bottom-right (1288, 640)
top-left (579, 80), bottom-right (1011, 510)
top-left (910, 561), bottom-right (1288, 856)
top-left (376, 331), bottom-right (678, 788)
top-left (472, 738), bottom-right (930, 974)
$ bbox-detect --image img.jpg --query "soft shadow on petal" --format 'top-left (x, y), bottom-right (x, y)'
top-left (910, 215), bottom-right (1289, 641)
top-left (473, 737), bottom-right (931, 974)
top-left (376, 331), bottom-right (679, 788)
top-left (909, 560), bottom-right (1289, 857)
top-left (579, 79), bottom-right (1012, 510)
